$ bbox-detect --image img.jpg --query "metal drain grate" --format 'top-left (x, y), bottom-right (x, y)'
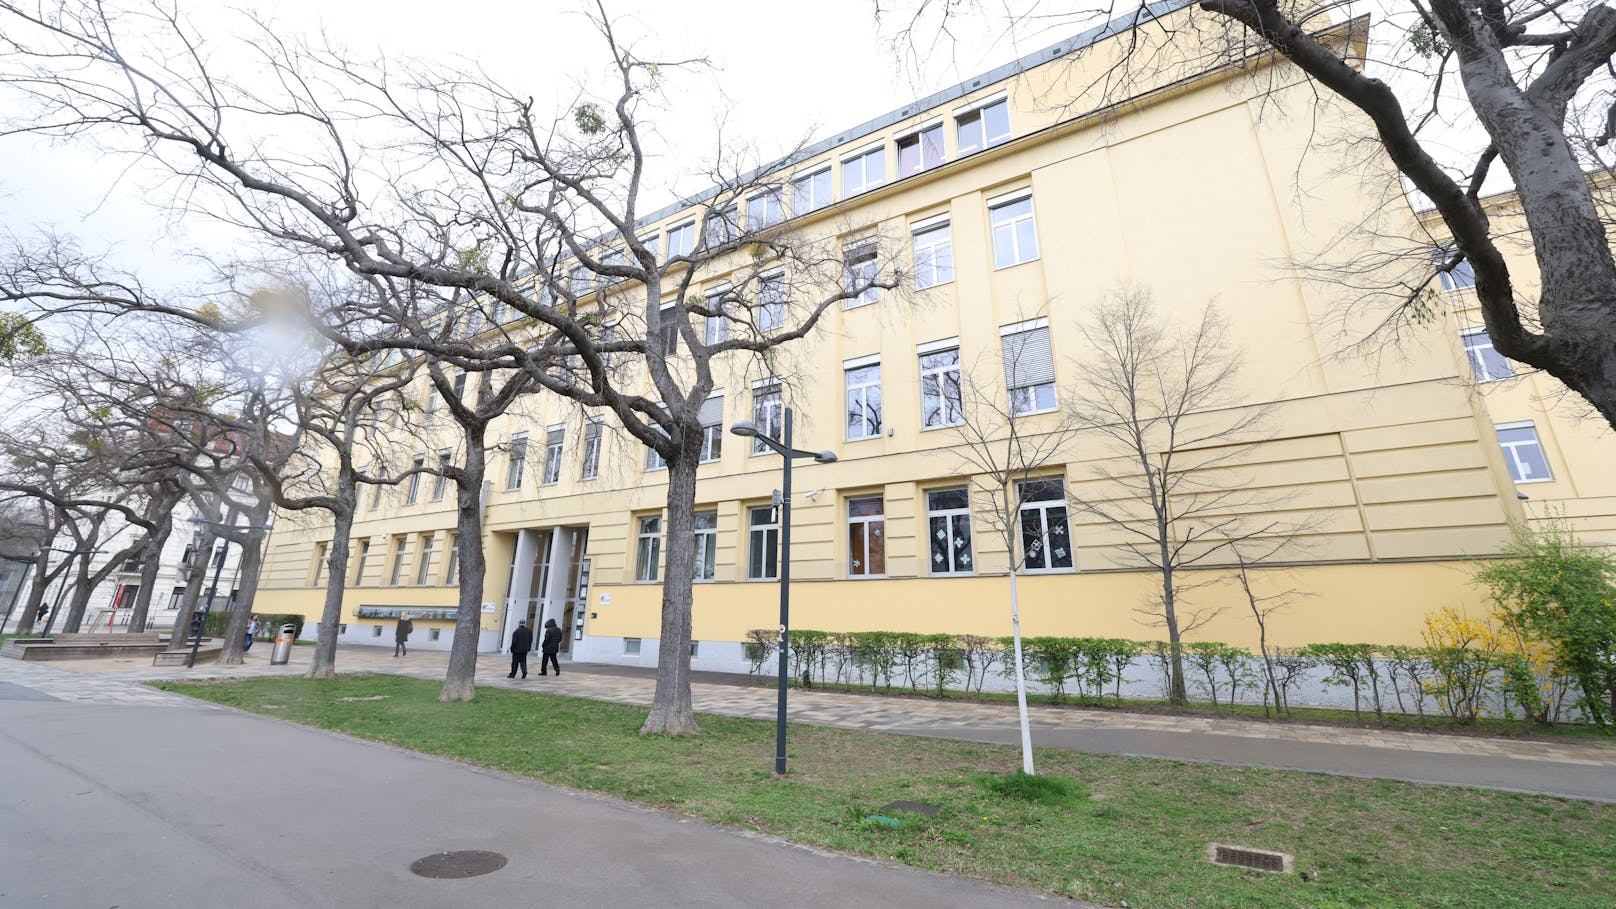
top-left (1208, 843), bottom-right (1293, 873)
top-left (410, 850), bottom-right (508, 879)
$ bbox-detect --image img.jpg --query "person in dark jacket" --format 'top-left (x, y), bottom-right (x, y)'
top-left (508, 620), bottom-right (533, 679)
top-left (540, 618), bottom-right (563, 676)
top-left (394, 613), bottom-right (413, 657)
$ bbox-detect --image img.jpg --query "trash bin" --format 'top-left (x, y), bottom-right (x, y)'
top-left (270, 624), bottom-right (296, 665)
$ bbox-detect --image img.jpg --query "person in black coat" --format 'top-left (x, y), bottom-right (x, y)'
top-left (540, 618), bottom-right (563, 676)
top-left (507, 620), bottom-right (533, 679)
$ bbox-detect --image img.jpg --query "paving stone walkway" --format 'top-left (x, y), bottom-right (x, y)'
top-left (10, 643), bottom-right (1616, 800)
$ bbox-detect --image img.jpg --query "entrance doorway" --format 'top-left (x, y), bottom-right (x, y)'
top-left (502, 526), bottom-right (590, 657)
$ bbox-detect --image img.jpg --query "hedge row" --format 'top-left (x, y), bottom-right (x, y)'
top-left (745, 631), bottom-right (1580, 725)
top-left (200, 611), bottom-right (306, 641)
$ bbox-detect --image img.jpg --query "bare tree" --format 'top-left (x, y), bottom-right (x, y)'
top-left (949, 340), bottom-right (1082, 774)
top-left (882, 0), bottom-right (1616, 429)
top-left (1066, 290), bottom-right (1284, 706)
top-left (0, 1), bottom-right (894, 730)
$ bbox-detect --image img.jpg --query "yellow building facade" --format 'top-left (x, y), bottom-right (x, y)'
top-left (252, 8), bottom-right (1605, 668)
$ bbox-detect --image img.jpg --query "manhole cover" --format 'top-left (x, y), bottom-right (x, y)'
top-left (879, 800), bottom-right (941, 818)
top-left (410, 851), bottom-right (508, 879)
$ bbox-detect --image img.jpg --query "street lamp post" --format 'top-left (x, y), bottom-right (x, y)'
top-left (185, 518), bottom-right (273, 668)
top-left (731, 407), bottom-right (835, 775)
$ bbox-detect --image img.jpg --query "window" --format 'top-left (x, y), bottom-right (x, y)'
top-left (927, 487), bottom-right (974, 574)
top-left (635, 515), bottom-right (662, 582)
top-left (444, 534), bottom-right (459, 585)
top-left (541, 425), bottom-right (564, 486)
top-left (747, 187), bottom-right (783, 229)
top-left (694, 511), bottom-right (717, 581)
top-left (704, 204), bottom-right (737, 247)
top-left (1018, 478), bottom-right (1073, 571)
top-left (452, 371), bottom-right (468, 401)
top-left (373, 625), bottom-right (384, 638)
top-left (665, 221), bottom-right (696, 259)
top-left (415, 534), bottom-right (435, 586)
top-left (897, 124), bottom-right (944, 176)
top-left (842, 145), bottom-right (885, 197)
top-left (388, 536), bottom-right (409, 585)
top-left (625, 637), bottom-right (642, 655)
top-left (690, 641), bottom-right (700, 658)
top-left (911, 216), bottom-right (954, 289)
top-left (1496, 422), bottom-right (1552, 483)
top-left (405, 454), bottom-right (425, 504)
top-left (919, 343), bottom-right (964, 428)
top-left (758, 272), bottom-right (786, 331)
top-left (748, 505), bottom-right (779, 580)
top-left (1461, 328), bottom-right (1514, 382)
top-left (699, 393), bottom-right (724, 463)
top-left (956, 97), bottom-right (1010, 155)
top-left (703, 287), bottom-right (730, 345)
top-left (792, 167), bottom-right (832, 215)
top-left (1438, 255), bottom-right (1476, 291)
top-left (569, 264), bottom-right (593, 297)
top-left (751, 383), bottom-right (783, 454)
top-left (580, 419), bottom-right (602, 480)
top-left (989, 193), bottom-right (1039, 268)
top-left (844, 358), bottom-right (883, 440)
top-left (506, 434), bottom-right (528, 490)
top-left (1002, 319), bottom-right (1057, 414)
top-left (847, 496), bottom-right (886, 577)
top-left (659, 303), bottom-right (679, 357)
top-left (646, 440), bottom-right (668, 472)
top-left (352, 540), bottom-right (370, 585)
top-left (843, 241), bottom-right (879, 308)
top-left (311, 541), bottom-right (329, 587)
top-left (369, 478), bottom-right (384, 511)
top-left (428, 628), bottom-right (441, 642)
top-left (432, 450), bottom-right (451, 501)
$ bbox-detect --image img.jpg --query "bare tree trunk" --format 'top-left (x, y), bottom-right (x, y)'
top-left (441, 428), bottom-right (487, 702)
top-left (641, 440), bottom-right (701, 735)
top-left (61, 551), bottom-right (95, 632)
top-left (215, 536), bottom-right (264, 666)
top-left (13, 550), bottom-right (52, 635)
top-left (167, 529), bottom-right (216, 647)
top-left (127, 496), bottom-right (178, 633)
top-left (1159, 557), bottom-right (1189, 707)
top-left (309, 486), bottom-right (357, 680)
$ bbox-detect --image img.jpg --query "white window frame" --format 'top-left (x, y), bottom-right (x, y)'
top-left (846, 495), bottom-right (886, 578)
top-left (405, 454), bottom-right (425, 504)
top-left (414, 534), bottom-right (435, 586)
top-left (1461, 327), bottom-right (1513, 382)
top-left (580, 419), bottom-right (603, 481)
top-left (841, 143), bottom-right (886, 197)
top-left (750, 381), bottom-right (784, 455)
top-left (431, 450), bottom-right (451, 502)
top-left (747, 504), bottom-right (780, 580)
top-left (918, 340), bottom-right (964, 429)
top-left (388, 535), bottom-right (409, 586)
top-left (699, 392), bottom-right (724, 463)
top-left (1017, 478), bottom-right (1074, 572)
top-left (1001, 317), bottom-right (1058, 415)
top-left (443, 534), bottom-right (459, 585)
top-left (352, 540), bottom-right (370, 585)
top-left (843, 240), bottom-right (879, 309)
top-left (624, 637), bottom-right (642, 655)
top-left (758, 271), bottom-right (786, 331)
top-left (635, 515), bottom-right (662, 582)
top-left (704, 203), bottom-right (738, 248)
top-left (1438, 257), bottom-right (1476, 291)
top-left (955, 93), bottom-right (1011, 155)
top-left (704, 286), bottom-right (730, 345)
top-left (665, 221), bottom-right (696, 259)
top-left (988, 190), bottom-right (1039, 269)
top-left (1496, 421), bottom-right (1554, 484)
top-left (693, 510), bottom-right (717, 581)
top-left (844, 355), bottom-right (883, 441)
top-left (658, 302), bottom-right (679, 357)
top-left (505, 435), bottom-right (527, 490)
top-left (911, 214), bottom-right (954, 290)
top-left (541, 424), bottom-right (565, 486)
top-left (791, 167), bottom-right (832, 215)
top-left (747, 186), bottom-right (783, 229)
top-left (926, 487), bottom-right (974, 575)
top-left (896, 121), bottom-right (945, 177)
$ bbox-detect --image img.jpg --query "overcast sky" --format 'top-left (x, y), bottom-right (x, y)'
top-left (0, 0), bottom-right (1064, 293)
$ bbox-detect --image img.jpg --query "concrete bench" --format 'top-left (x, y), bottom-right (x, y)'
top-left (0, 636), bottom-right (170, 661)
top-left (151, 644), bottom-right (224, 667)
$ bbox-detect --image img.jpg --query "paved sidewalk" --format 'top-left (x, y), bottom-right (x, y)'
top-left (9, 643), bottom-right (1616, 801)
top-left (0, 691), bottom-right (1063, 908)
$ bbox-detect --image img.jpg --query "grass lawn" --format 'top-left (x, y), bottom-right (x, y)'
top-left (155, 674), bottom-right (1616, 909)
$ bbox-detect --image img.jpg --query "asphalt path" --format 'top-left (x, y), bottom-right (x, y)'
top-left (0, 693), bottom-right (1069, 908)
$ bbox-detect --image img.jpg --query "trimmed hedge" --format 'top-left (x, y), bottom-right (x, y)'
top-left (201, 611), bottom-right (305, 641)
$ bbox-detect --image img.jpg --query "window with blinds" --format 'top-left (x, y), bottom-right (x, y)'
top-left (699, 392), bottom-right (724, 463)
top-left (1001, 319), bottom-right (1057, 415)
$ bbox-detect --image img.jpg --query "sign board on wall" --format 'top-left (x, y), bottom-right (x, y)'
top-left (480, 602), bottom-right (496, 614)
top-left (600, 592), bottom-right (612, 605)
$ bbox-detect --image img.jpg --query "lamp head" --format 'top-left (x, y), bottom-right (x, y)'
top-left (813, 451), bottom-right (837, 464)
top-left (729, 421), bottom-right (759, 438)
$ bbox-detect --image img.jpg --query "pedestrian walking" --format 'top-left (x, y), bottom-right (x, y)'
top-left (540, 617), bottom-right (563, 676)
top-left (508, 619), bottom-right (532, 679)
top-left (394, 612), bottom-right (413, 657)
top-left (244, 614), bottom-right (260, 652)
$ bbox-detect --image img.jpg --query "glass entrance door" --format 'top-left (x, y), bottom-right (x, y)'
top-left (523, 531), bottom-right (553, 641)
